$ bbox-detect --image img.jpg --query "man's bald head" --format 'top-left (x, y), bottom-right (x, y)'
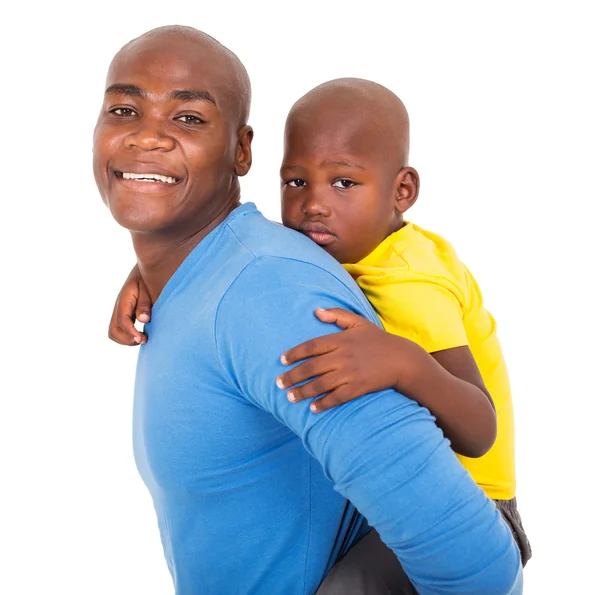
top-left (94, 25), bottom-right (255, 243)
top-left (286, 78), bottom-right (410, 170)
top-left (109, 25), bottom-right (251, 127)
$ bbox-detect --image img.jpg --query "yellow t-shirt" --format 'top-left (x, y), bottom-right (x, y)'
top-left (343, 222), bottom-right (515, 500)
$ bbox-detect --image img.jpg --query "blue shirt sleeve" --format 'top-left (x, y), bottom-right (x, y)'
top-left (214, 257), bottom-right (522, 595)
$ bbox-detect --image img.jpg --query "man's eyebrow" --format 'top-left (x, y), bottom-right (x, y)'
top-left (104, 85), bottom-right (216, 106)
top-left (105, 83), bottom-right (146, 98)
top-left (170, 89), bottom-right (217, 105)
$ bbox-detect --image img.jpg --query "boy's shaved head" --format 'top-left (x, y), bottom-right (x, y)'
top-left (281, 78), bottom-right (419, 265)
top-left (110, 25), bottom-right (251, 126)
top-left (286, 78), bottom-right (410, 170)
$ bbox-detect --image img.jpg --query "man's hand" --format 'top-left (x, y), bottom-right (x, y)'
top-left (108, 265), bottom-right (152, 346)
top-left (276, 308), bottom-right (427, 412)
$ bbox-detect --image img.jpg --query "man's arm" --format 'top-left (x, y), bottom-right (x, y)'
top-left (214, 258), bottom-right (522, 595)
top-left (276, 308), bottom-right (497, 457)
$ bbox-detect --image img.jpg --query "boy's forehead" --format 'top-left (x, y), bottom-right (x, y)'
top-left (285, 87), bottom-right (409, 166)
top-left (286, 107), bottom-right (393, 155)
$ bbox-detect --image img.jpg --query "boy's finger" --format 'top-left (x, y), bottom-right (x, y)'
top-left (277, 354), bottom-right (337, 389)
top-left (109, 306), bottom-right (133, 346)
top-left (115, 301), bottom-right (147, 345)
top-left (136, 305), bottom-right (151, 323)
top-left (280, 335), bottom-right (338, 366)
top-left (136, 281), bottom-right (153, 323)
top-left (113, 310), bottom-right (147, 344)
top-left (315, 308), bottom-right (365, 330)
top-left (309, 386), bottom-right (354, 413)
top-left (109, 324), bottom-right (143, 346)
top-left (286, 372), bottom-right (342, 403)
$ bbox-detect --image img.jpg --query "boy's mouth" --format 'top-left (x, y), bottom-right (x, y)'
top-left (298, 221), bottom-right (336, 246)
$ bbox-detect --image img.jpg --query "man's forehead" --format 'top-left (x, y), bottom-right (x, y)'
top-left (107, 37), bottom-right (227, 90)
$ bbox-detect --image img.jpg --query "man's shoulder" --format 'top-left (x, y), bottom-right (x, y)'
top-left (226, 203), bottom-right (353, 281)
top-left (217, 205), bottom-right (378, 322)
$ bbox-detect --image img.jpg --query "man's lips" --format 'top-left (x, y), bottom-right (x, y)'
top-left (298, 221), bottom-right (336, 246)
top-left (112, 163), bottom-right (183, 186)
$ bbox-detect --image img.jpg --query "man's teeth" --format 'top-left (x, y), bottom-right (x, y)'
top-left (122, 172), bottom-right (177, 184)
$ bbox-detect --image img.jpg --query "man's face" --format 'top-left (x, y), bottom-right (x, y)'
top-left (280, 115), bottom-right (399, 265)
top-left (93, 37), bottom-right (240, 234)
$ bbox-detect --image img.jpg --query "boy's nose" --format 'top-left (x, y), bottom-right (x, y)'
top-left (301, 190), bottom-right (331, 217)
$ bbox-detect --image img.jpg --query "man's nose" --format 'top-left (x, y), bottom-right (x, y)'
top-left (301, 188), bottom-right (331, 217)
top-left (125, 117), bottom-right (176, 152)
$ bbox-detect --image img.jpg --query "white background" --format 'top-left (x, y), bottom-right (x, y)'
top-left (2, 1), bottom-right (598, 593)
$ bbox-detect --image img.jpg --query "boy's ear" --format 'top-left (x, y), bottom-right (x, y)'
top-left (234, 125), bottom-right (253, 177)
top-left (394, 167), bottom-right (420, 213)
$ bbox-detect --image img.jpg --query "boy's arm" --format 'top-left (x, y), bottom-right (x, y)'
top-left (278, 308), bottom-right (496, 458)
top-left (215, 258), bottom-right (522, 595)
top-left (108, 264), bottom-right (152, 346)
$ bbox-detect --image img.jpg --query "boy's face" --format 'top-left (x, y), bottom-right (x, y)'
top-left (93, 36), bottom-right (242, 234)
top-left (280, 114), bottom-right (401, 265)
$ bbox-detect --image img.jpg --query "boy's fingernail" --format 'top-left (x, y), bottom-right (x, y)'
top-left (287, 391), bottom-right (296, 402)
top-left (310, 402), bottom-right (318, 412)
top-left (138, 314), bottom-right (150, 322)
top-left (280, 354), bottom-right (288, 365)
top-left (276, 377), bottom-right (285, 389)
top-left (133, 336), bottom-right (141, 344)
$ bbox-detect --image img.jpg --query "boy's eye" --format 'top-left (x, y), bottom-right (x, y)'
top-left (286, 179), bottom-right (306, 188)
top-left (333, 179), bottom-right (355, 189)
top-left (111, 107), bottom-right (137, 117)
top-left (175, 115), bottom-right (205, 125)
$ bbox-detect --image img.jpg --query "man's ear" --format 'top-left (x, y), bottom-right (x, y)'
top-left (394, 167), bottom-right (420, 213)
top-left (234, 125), bottom-right (253, 177)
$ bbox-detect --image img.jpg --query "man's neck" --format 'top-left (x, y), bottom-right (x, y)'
top-left (132, 199), bottom-right (241, 304)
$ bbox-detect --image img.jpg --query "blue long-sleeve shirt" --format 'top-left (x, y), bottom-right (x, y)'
top-left (133, 202), bottom-right (522, 594)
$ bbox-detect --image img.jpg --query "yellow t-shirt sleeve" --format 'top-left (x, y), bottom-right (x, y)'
top-left (363, 278), bottom-right (469, 354)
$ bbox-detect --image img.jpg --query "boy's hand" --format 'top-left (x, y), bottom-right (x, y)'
top-left (277, 308), bottom-right (427, 412)
top-left (108, 265), bottom-right (152, 346)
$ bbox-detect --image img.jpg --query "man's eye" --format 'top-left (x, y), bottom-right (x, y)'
top-left (111, 107), bottom-right (136, 117)
top-left (286, 179), bottom-right (306, 188)
top-left (333, 179), bottom-right (355, 189)
top-left (175, 115), bottom-right (204, 125)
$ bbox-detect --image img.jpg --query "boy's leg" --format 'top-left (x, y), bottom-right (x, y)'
top-left (316, 529), bottom-right (418, 595)
top-left (495, 498), bottom-right (532, 566)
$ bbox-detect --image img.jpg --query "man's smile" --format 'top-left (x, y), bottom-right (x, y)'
top-left (118, 172), bottom-right (178, 184)
top-left (111, 163), bottom-right (183, 190)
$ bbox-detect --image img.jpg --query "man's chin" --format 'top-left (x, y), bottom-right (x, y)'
top-left (109, 204), bottom-right (171, 234)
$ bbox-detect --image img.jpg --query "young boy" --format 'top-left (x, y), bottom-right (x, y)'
top-left (109, 78), bottom-right (531, 566)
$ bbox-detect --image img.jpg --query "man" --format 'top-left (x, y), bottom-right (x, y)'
top-left (93, 25), bottom-right (523, 594)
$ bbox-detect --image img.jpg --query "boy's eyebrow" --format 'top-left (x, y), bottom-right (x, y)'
top-left (104, 85), bottom-right (216, 106)
top-left (320, 159), bottom-right (366, 170)
top-left (280, 159), bottom-right (366, 173)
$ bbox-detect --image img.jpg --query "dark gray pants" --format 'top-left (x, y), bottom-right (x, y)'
top-left (316, 530), bottom-right (418, 595)
top-left (316, 498), bottom-right (531, 594)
